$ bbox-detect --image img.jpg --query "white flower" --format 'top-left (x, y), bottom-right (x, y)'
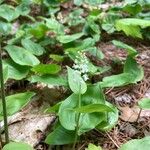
top-left (82, 74), bottom-right (89, 81)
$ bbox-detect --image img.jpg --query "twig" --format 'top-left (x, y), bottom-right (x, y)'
top-left (106, 132), bottom-right (119, 149)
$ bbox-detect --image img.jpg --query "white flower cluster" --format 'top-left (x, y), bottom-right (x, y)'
top-left (73, 51), bottom-right (89, 81)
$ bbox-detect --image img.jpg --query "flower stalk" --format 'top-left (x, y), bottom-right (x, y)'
top-left (0, 37), bottom-right (9, 144)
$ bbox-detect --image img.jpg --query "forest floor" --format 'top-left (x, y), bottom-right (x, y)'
top-left (1, 1), bottom-right (150, 150)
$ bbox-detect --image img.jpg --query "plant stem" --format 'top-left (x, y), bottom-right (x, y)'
top-left (72, 85), bottom-right (81, 150)
top-left (40, 0), bottom-right (44, 16)
top-left (0, 38), bottom-right (9, 144)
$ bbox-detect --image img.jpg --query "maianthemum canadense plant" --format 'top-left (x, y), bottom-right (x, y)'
top-left (0, 0), bottom-right (149, 149)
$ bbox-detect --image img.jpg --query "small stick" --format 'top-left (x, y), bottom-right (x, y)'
top-left (106, 132), bottom-right (119, 149)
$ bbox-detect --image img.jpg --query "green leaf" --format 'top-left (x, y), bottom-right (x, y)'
top-left (3, 142), bottom-right (33, 150)
top-left (97, 101), bottom-right (118, 131)
top-left (45, 18), bottom-right (65, 35)
top-left (21, 39), bottom-right (45, 56)
top-left (3, 59), bottom-right (29, 80)
top-left (59, 84), bottom-right (106, 134)
top-left (119, 136), bottom-right (150, 150)
top-left (0, 4), bottom-right (19, 22)
top-left (16, 2), bottom-right (31, 16)
top-left (45, 125), bottom-right (76, 145)
top-left (0, 92), bottom-right (35, 118)
top-left (67, 67), bottom-right (87, 94)
top-left (65, 38), bottom-right (95, 52)
top-left (50, 54), bottom-right (64, 62)
top-left (112, 40), bottom-right (137, 56)
top-left (100, 73), bottom-right (134, 88)
top-left (100, 56), bottom-right (144, 88)
top-left (74, 0), bottom-right (83, 6)
top-left (138, 98), bottom-right (150, 109)
top-left (124, 56), bottom-right (144, 82)
top-left (57, 33), bottom-right (84, 43)
top-left (31, 64), bottom-right (61, 75)
top-left (123, 4), bottom-right (142, 15)
top-left (86, 143), bottom-right (102, 150)
top-left (28, 23), bottom-right (48, 39)
top-left (115, 18), bottom-right (150, 38)
top-left (86, 47), bottom-right (104, 59)
top-left (0, 21), bottom-right (11, 35)
top-left (28, 75), bottom-right (68, 86)
top-left (85, 0), bottom-right (104, 5)
top-left (74, 104), bottom-right (113, 113)
top-left (4, 45), bottom-right (40, 66)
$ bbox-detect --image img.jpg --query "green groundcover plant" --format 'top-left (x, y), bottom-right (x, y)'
top-left (0, 0), bottom-right (149, 149)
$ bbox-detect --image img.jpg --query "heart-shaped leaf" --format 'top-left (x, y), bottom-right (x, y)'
top-left (0, 4), bottom-right (19, 22)
top-left (28, 75), bottom-right (68, 86)
top-left (138, 98), bottom-right (150, 109)
top-left (57, 33), bottom-right (83, 43)
top-left (0, 92), bottom-right (35, 118)
top-left (119, 136), bottom-right (150, 150)
top-left (67, 67), bottom-right (87, 94)
top-left (3, 59), bottom-right (29, 80)
top-left (4, 45), bottom-right (40, 66)
top-left (74, 104), bottom-right (113, 113)
top-left (31, 64), bottom-right (61, 75)
top-left (45, 125), bottom-right (76, 145)
top-left (21, 39), bottom-right (45, 56)
top-left (3, 142), bottom-right (33, 150)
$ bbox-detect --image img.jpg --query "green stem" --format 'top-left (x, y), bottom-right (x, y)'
top-left (72, 85), bottom-right (81, 150)
top-left (40, 0), bottom-right (44, 16)
top-left (0, 38), bottom-right (9, 144)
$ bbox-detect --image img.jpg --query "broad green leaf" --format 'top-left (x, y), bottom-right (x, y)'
top-left (59, 84), bottom-right (106, 134)
top-left (112, 40), bottom-right (137, 56)
top-left (138, 98), bottom-right (150, 109)
top-left (97, 101), bottom-right (118, 131)
top-left (100, 56), bottom-right (144, 88)
top-left (4, 45), bottom-right (40, 66)
top-left (0, 4), bottom-right (19, 22)
top-left (0, 0), bottom-right (4, 4)
top-left (3, 59), bottom-right (29, 80)
top-left (16, 2), bottom-right (31, 16)
top-left (86, 143), bottom-right (102, 150)
top-left (74, 0), bottom-right (83, 6)
top-left (86, 47), bottom-right (104, 59)
top-left (100, 73), bottom-right (134, 88)
top-left (87, 17), bottom-right (100, 34)
top-left (124, 56), bottom-right (144, 82)
top-left (3, 142), bottom-right (33, 150)
top-left (28, 75), bottom-right (68, 86)
top-left (65, 38), bottom-right (95, 52)
top-left (67, 67), bottom-right (87, 94)
top-left (115, 18), bottom-right (150, 38)
top-left (50, 54), bottom-right (64, 62)
top-left (0, 92), bottom-right (35, 118)
top-left (0, 21), bottom-right (11, 35)
top-left (45, 18), bottom-right (65, 35)
top-left (31, 64), bottom-right (61, 75)
top-left (85, 0), bottom-right (105, 5)
top-left (74, 104), bottom-right (113, 113)
top-left (21, 39), bottom-right (45, 56)
top-left (57, 33), bottom-right (84, 43)
top-left (123, 4), bottom-right (142, 15)
top-left (28, 23), bottom-right (48, 39)
top-left (45, 125), bottom-right (76, 145)
top-left (119, 136), bottom-right (150, 150)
